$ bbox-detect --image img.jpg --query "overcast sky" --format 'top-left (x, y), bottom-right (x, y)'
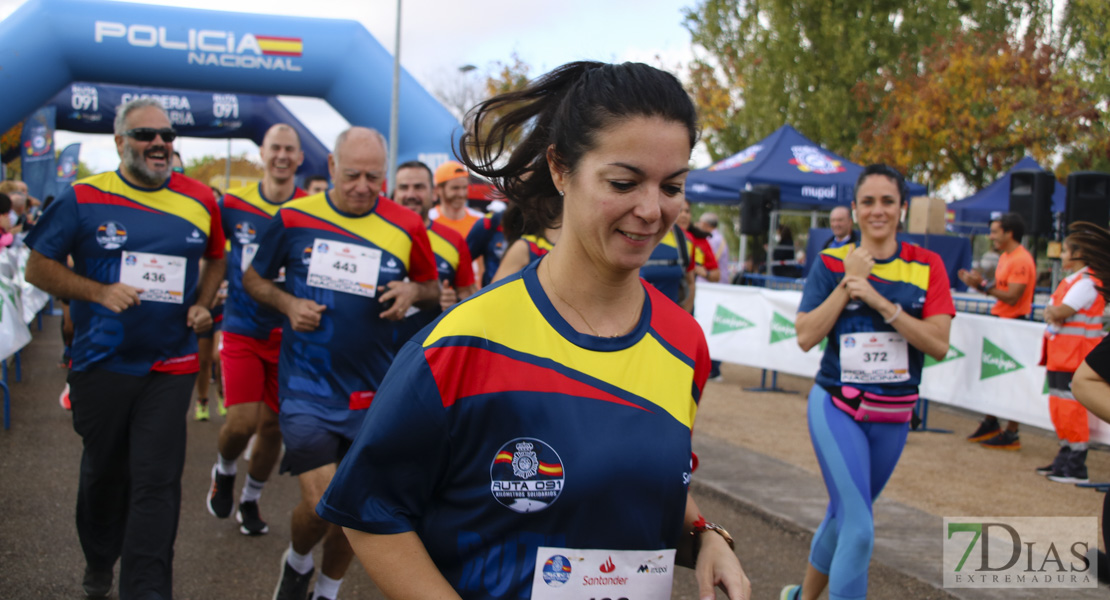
top-left (1, 0), bottom-right (697, 173)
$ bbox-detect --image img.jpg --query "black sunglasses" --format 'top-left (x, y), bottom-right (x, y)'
top-left (124, 128), bottom-right (177, 143)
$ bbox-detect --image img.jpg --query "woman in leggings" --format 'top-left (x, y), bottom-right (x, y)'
top-left (782, 164), bottom-right (954, 600)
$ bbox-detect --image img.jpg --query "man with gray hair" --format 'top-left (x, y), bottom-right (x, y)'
top-left (823, 205), bottom-right (859, 249)
top-left (245, 126), bottom-right (439, 600)
top-left (24, 97), bottom-right (226, 598)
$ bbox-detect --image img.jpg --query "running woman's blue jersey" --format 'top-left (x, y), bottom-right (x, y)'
top-left (250, 192), bottom-right (437, 410)
top-left (221, 182), bottom-right (308, 339)
top-left (639, 226), bottom-right (693, 303)
top-left (394, 220), bottom-right (475, 347)
top-left (466, 210), bottom-right (505, 287)
top-left (319, 259), bottom-right (710, 599)
top-left (799, 242), bottom-right (955, 396)
top-left (25, 170), bottom-right (224, 375)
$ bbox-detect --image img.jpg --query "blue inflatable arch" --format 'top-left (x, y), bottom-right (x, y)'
top-left (43, 82), bottom-right (333, 183)
top-left (0, 0), bottom-right (459, 168)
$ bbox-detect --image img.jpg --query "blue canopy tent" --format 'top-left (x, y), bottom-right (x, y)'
top-left (686, 124), bottom-right (927, 208)
top-left (945, 157), bottom-right (1065, 234)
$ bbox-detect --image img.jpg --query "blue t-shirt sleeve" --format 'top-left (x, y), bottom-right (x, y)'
top-left (798, 253), bottom-right (839, 313)
top-left (250, 212), bottom-right (287, 279)
top-left (24, 188), bottom-right (79, 261)
top-left (466, 216), bottom-right (491, 259)
top-left (317, 340), bottom-right (449, 533)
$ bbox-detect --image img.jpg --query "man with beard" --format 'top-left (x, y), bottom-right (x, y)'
top-left (24, 98), bottom-right (226, 599)
top-left (393, 160), bottom-right (477, 345)
top-left (428, 160), bottom-right (482, 239)
top-left (244, 127), bottom-right (438, 600)
top-left (205, 124), bottom-right (308, 536)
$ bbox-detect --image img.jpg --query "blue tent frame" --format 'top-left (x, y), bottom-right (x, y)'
top-left (686, 124), bottom-right (927, 209)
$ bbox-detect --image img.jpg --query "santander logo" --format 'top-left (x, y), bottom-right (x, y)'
top-left (600, 557), bottom-right (616, 573)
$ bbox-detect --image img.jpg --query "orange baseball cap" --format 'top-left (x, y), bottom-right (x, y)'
top-left (434, 160), bottom-right (469, 186)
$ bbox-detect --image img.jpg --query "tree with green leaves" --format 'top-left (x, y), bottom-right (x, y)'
top-left (682, 0), bottom-right (1052, 163)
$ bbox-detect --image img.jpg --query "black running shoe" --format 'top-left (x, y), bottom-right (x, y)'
top-left (237, 500), bottom-right (269, 535)
top-left (206, 465), bottom-right (235, 519)
top-left (966, 418), bottom-right (1001, 442)
top-left (273, 550), bottom-right (313, 600)
top-left (82, 566), bottom-right (112, 598)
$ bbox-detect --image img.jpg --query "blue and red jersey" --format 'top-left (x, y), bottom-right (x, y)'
top-left (250, 193), bottom-right (436, 409)
top-left (25, 170), bottom-right (224, 375)
top-left (319, 258), bottom-right (709, 599)
top-left (221, 182), bottom-right (308, 339)
top-left (799, 241), bottom-right (956, 396)
top-left (466, 211), bottom-right (506, 287)
top-left (640, 226), bottom-right (694, 303)
top-left (395, 221), bottom-right (475, 347)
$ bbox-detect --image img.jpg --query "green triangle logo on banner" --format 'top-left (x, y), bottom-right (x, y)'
top-left (819, 338), bottom-right (828, 352)
top-left (924, 344), bottom-right (966, 367)
top-left (770, 312), bottom-right (797, 344)
top-left (1043, 377), bottom-right (1049, 395)
top-left (980, 337), bottom-right (1023, 380)
top-left (711, 305), bottom-right (755, 335)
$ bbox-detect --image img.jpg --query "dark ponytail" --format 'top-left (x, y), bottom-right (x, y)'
top-left (1067, 221), bottom-right (1110, 300)
top-left (458, 61), bottom-right (698, 232)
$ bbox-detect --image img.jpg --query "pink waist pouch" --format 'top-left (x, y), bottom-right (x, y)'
top-left (828, 385), bottom-right (917, 424)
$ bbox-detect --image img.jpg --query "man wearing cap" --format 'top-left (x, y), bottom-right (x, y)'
top-left (429, 160), bottom-right (483, 239)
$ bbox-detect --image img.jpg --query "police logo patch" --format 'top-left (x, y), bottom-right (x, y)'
top-left (491, 438), bottom-right (564, 514)
top-left (234, 221), bottom-right (257, 244)
top-left (542, 555), bottom-right (572, 587)
top-left (96, 221), bottom-right (128, 249)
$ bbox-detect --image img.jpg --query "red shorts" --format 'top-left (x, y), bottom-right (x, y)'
top-left (220, 329), bottom-right (281, 413)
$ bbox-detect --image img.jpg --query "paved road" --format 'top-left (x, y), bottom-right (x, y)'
top-left (1, 315), bottom-right (953, 599)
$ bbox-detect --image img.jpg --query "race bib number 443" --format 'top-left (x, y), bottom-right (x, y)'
top-left (306, 239), bottom-right (381, 298)
top-left (531, 547), bottom-right (675, 600)
top-left (119, 251), bottom-right (187, 304)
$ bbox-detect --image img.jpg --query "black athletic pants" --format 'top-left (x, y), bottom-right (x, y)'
top-left (69, 368), bottom-right (193, 600)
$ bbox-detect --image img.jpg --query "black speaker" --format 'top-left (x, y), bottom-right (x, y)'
top-left (740, 184), bottom-right (779, 235)
top-left (1065, 171), bottom-right (1110, 228)
top-left (1008, 170), bottom-right (1056, 236)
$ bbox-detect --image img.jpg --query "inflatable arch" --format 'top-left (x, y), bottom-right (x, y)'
top-left (44, 82), bottom-right (333, 182)
top-left (0, 0), bottom-right (460, 169)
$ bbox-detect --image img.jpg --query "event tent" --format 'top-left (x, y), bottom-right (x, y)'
top-left (685, 124), bottom-right (927, 209)
top-left (945, 156), bottom-right (1065, 234)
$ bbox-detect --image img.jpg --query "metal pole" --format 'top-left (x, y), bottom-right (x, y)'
top-left (224, 138), bottom-right (231, 191)
top-left (387, 0), bottom-right (402, 195)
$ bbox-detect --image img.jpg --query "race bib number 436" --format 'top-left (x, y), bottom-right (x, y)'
top-left (119, 251), bottom-right (187, 304)
top-left (306, 239), bottom-right (381, 298)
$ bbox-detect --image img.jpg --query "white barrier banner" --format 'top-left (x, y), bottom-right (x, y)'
top-left (0, 268), bottom-right (32, 361)
top-left (694, 283), bottom-right (1110, 445)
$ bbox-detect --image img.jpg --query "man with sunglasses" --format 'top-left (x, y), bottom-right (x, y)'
top-left (24, 98), bottom-right (226, 599)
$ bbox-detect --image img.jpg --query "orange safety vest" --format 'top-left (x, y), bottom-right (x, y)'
top-left (1045, 268), bottom-right (1106, 373)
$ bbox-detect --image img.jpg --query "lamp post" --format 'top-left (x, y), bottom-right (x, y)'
top-left (387, 0), bottom-right (402, 195)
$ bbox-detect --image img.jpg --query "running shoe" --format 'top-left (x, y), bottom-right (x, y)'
top-left (980, 430), bottom-right (1020, 450)
top-left (82, 566), bottom-right (113, 598)
top-left (1036, 447), bottom-right (1069, 475)
top-left (194, 398), bottom-right (210, 422)
top-left (1047, 449), bottom-right (1088, 483)
top-left (966, 418), bottom-right (1001, 442)
top-left (273, 549), bottom-right (313, 600)
top-left (779, 584), bottom-right (801, 600)
top-left (206, 465), bottom-right (235, 519)
top-left (217, 393), bottom-right (227, 417)
top-left (237, 500), bottom-right (269, 535)
top-left (58, 384), bottom-right (71, 411)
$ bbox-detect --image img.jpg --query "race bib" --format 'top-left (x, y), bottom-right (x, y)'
top-left (241, 243), bottom-right (259, 273)
top-left (531, 547), bottom-right (675, 600)
top-left (119, 251), bottom-right (187, 304)
top-left (840, 332), bottom-right (910, 384)
top-left (306, 239), bottom-right (381, 298)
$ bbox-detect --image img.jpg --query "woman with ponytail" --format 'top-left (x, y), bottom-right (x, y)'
top-left (319, 61), bottom-right (750, 599)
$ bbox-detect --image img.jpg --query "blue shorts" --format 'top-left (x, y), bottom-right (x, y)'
top-left (278, 398), bottom-right (366, 476)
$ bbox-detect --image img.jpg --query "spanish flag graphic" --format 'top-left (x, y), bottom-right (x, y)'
top-left (255, 35), bottom-right (303, 57)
